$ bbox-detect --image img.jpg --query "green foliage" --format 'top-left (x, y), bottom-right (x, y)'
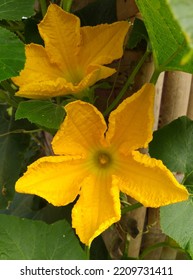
top-left (0, 0), bottom-right (35, 20)
top-left (0, 105), bottom-right (30, 209)
top-left (149, 116), bottom-right (193, 174)
top-left (0, 27), bottom-right (25, 81)
top-left (160, 199), bottom-right (193, 259)
top-left (16, 100), bottom-right (66, 131)
top-left (167, 0), bottom-right (193, 63)
top-left (136, 0), bottom-right (193, 73)
top-left (0, 0), bottom-right (36, 81)
top-left (0, 214), bottom-right (86, 259)
top-left (127, 18), bottom-right (148, 49)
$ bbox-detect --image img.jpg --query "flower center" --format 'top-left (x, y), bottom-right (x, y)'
top-left (85, 149), bottom-right (117, 175)
top-left (95, 151), bottom-right (112, 168)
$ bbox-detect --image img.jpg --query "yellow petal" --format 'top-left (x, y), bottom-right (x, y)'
top-left (15, 155), bottom-right (87, 206)
top-left (14, 78), bottom-right (74, 99)
top-left (77, 64), bottom-right (116, 91)
top-left (12, 44), bottom-right (67, 98)
top-left (79, 21), bottom-right (130, 67)
top-left (116, 151), bottom-right (189, 207)
top-left (52, 100), bottom-right (107, 156)
top-left (14, 64), bottom-right (115, 99)
top-left (38, 4), bottom-right (129, 88)
top-left (72, 174), bottom-right (121, 246)
top-left (38, 4), bottom-right (80, 75)
top-left (106, 83), bottom-right (155, 154)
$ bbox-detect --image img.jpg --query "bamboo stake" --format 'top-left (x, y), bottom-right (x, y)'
top-left (159, 71), bottom-right (192, 126)
top-left (116, 0), bottom-right (138, 21)
top-left (153, 72), bottom-right (165, 130)
top-left (187, 75), bottom-right (193, 120)
top-left (126, 202), bottom-right (147, 258)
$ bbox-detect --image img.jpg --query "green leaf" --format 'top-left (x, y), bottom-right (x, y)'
top-left (0, 214), bottom-right (86, 259)
top-left (127, 18), bottom-right (148, 49)
top-left (0, 0), bottom-right (35, 20)
top-left (167, 0), bottom-right (193, 63)
top-left (0, 106), bottom-right (30, 209)
top-left (135, 0), bottom-right (193, 73)
top-left (16, 100), bottom-right (66, 130)
top-left (149, 116), bottom-right (193, 174)
top-left (0, 27), bottom-right (25, 81)
top-left (160, 199), bottom-right (193, 259)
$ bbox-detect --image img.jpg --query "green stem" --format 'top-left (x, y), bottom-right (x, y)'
top-left (39, 0), bottom-right (47, 17)
top-left (60, 0), bottom-right (73, 12)
top-left (182, 170), bottom-right (193, 185)
top-left (0, 81), bottom-right (19, 107)
top-left (1, 80), bottom-right (15, 94)
top-left (85, 246), bottom-right (90, 260)
top-left (103, 49), bottom-right (150, 117)
top-left (7, 21), bottom-right (25, 42)
top-left (121, 202), bottom-right (142, 215)
top-left (0, 129), bottom-right (41, 137)
top-left (56, 96), bottom-right (61, 105)
top-left (150, 70), bottom-right (161, 85)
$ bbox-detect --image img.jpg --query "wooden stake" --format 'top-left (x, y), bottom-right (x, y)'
top-left (187, 75), bottom-right (193, 120)
top-left (116, 0), bottom-right (138, 21)
top-left (159, 71), bottom-right (192, 126)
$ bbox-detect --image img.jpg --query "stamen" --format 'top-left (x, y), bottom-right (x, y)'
top-left (96, 151), bottom-right (112, 168)
top-left (98, 153), bottom-right (110, 165)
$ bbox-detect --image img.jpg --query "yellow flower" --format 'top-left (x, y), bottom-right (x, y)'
top-left (12, 4), bottom-right (130, 99)
top-left (15, 84), bottom-right (188, 246)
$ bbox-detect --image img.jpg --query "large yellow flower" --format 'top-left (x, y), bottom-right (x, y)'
top-left (15, 84), bottom-right (188, 246)
top-left (12, 4), bottom-right (130, 99)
